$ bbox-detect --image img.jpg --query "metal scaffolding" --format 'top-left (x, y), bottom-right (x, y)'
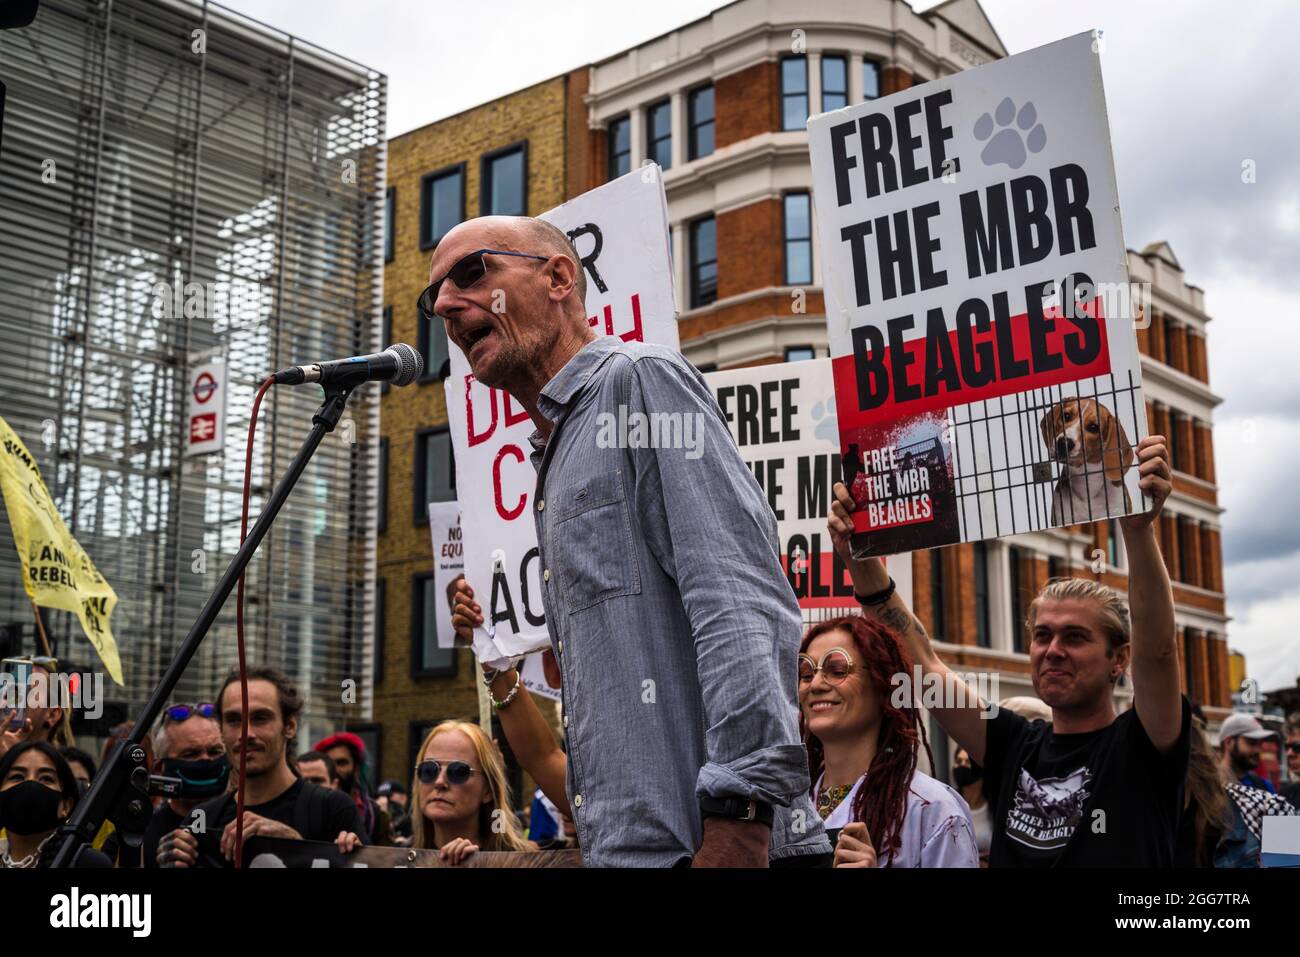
top-left (0, 0), bottom-right (386, 747)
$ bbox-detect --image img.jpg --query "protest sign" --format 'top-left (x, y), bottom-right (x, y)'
top-left (444, 167), bottom-right (678, 659)
top-left (428, 502), bottom-right (465, 649)
top-left (243, 836), bottom-right (582, 868)
top-left (808, 31), bottom-right (1148, 558)
top-left (704, 358), bottom-right (856, 609)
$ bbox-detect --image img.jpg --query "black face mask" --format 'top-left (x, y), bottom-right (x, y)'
top-left (161, 755), bottom-right (231, 800)
top-left (338, 773), bottom-right (356, 793)
top-left (952, 765), bottom-right (983, 789)
top-left (0, 780), bottom-right (64, 836)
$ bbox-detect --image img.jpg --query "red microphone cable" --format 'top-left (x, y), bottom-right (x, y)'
top-left (234, 375), bottom-right (276, 868)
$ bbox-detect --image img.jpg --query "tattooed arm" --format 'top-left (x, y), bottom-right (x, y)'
top-left (829, 481), bottom-right (992, 764)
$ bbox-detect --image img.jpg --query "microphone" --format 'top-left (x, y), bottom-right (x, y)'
top-left (274, 343), bottom-right (424, 388)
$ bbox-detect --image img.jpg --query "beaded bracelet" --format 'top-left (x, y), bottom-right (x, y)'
top-left (491, 672), bottom-right (522, 710)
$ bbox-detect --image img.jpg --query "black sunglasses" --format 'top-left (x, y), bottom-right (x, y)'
top-left (164, 702), bottom-right (217, 724)
top-left (417, 248), bottom-right (550, 321)
top-left (415, 759), bottom-right (481, 786)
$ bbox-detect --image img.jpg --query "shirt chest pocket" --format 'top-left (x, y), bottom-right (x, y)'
top-left (551, 468), bottom-right (641, 612)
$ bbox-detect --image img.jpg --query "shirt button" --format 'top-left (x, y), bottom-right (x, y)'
top-left (557, 640), bottom-right (563, 655)
top-left (573, 794), bottom-right (583, 808)
top-left (563, 714), bottom-right (570, 728)
top-left (537, 499), bottom-right (545, 512)
top-left (543, 568), bottom-right (550, 582)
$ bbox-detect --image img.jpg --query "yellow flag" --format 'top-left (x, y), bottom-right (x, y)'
top-left (0, 415), bottom-right (123, 685)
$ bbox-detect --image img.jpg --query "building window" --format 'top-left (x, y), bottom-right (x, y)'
top-left (414, 428), bottom-right (455, 524)
top-left (1177, 519), bottom-right (1191, 583)
top-left (783, 192), bottom-right (812, 285)
top-left (411, 573), bottom-right (457, 678)
top-left (380, 306), bottom-right (392, 394)
top-left (1048, 556), bottom-right (1063, 580)
top-left (930, 551), bottom-right (946, 642)
top-left (974, 542), bottom-right (990, 648)
top-left (784, 346), bottom-right (815, 362)
top-left (688, 85), bottom-right (715, 159)
top-left (419, 164), bottom-right (464, 250)
top-left (608, 115), bottom-right (631, 179)
top-left (374, 577), bottom-right (386, 685)
top-left (418, 308), bottom-right (449, 382)
top-left (781, 56), bottom-right (808, 131)
top-left (863, 60), bottom-right (881, 101)
top-left (689, 216), bottom-right (717, 308)
top-left (1008, 546), bottom-right (1026, 653)
top-left (1172, 414), bottom-right (1190, 473)
top-left (384, 187), bottom-right (395, 262)
top-left (647, 99), bottom-right (672, 170)
top-left (377, 438), bottom-right (388, 534)
top-left (821, 55), bottom-right (848, 112)
top-left (1107, 519), bottom-right (1120, 567)
top-left (481, 142), bottom-right (527, 216)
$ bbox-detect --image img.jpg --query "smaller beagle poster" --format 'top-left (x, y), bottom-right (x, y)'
top-left (808, 31), bottom-right (1148, 557)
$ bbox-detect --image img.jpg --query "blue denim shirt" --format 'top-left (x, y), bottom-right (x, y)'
top-left (528, 336), bottom-right (830, 867)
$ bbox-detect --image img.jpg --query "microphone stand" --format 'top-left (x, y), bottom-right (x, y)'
top-left (51, 383), bottom-right (353, 868)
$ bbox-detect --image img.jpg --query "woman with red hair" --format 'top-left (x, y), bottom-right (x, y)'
top-left (800, 613), bottom-right (978, 867)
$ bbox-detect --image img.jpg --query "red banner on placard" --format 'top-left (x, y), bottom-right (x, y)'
top-left (833, 297), bottom-right (1111, 430)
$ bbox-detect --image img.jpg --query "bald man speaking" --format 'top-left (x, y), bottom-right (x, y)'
top-left (426, 216), bottom-right (829, 867)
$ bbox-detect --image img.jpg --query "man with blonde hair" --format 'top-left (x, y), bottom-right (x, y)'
top-left (827, 435), bottom-right (1189, 867)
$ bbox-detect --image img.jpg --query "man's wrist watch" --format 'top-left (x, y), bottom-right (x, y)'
top-left (699, 796), bottom-right (774, 827)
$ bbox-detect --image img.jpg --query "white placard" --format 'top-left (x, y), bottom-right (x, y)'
top-left (809, 31), bottom-right (1148, 557)
top-left (444, 168), bottom-right (679, 659)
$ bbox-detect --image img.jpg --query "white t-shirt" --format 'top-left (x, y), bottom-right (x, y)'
top-left (816, 768), bottom-right (980, 868)
top-left (967, 799), bottom-right (993, 855)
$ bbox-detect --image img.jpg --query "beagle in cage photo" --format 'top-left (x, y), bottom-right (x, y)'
top-left (1040, 397), bottom-right (1135, 525)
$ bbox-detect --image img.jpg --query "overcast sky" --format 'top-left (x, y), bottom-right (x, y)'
top-left (217, 0), bottom-right (1300, 693)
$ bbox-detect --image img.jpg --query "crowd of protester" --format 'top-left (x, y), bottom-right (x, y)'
top-left (2, 459), bottom-right (1298, 868)
top-left (3, 560), bottom-right (1299, 869)
top-left (3, 520), bottom-right (1300, 868)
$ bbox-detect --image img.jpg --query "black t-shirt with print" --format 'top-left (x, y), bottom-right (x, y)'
top-left (982, 697), bottom-right (1191, 867)
top-left (182, 778), bottom-right (364, 868)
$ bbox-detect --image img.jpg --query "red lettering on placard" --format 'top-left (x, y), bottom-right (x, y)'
top-left (466, 374), bottom-right (497, 447)
top-left (503, 391), bottom-right (529, 428)
top-left (494, 444), bottom-right (526, 520)
top-left (587, 293), bottom-right (646, 343)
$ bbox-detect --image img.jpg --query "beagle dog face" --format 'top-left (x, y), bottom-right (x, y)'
top-left (1040, 398), bottom-right (1134, 484)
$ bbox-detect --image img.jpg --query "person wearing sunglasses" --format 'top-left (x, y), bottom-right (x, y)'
top-left (157, 666), bottom-right (363, 867)
top-left (140, 702), bottom-right (228, 868)
top-left (828, 434), bottom-right (1192, 869)
top-left (426, 215), bottom-right (828, 868)
top-left (409, 720), bottom-right (535, 864)
top-left (799, 616), bottom-right (978, 868)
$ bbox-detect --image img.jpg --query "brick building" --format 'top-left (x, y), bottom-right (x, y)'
top-left (371, 0), bottom-right (1231, 787)
top-left (369, 72), bottom-right (588, 784)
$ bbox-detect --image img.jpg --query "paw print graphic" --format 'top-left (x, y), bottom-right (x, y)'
top-left (974, 97), bottom-right (1046, 171)
top-left (810, 394), bottom-right (839, 445)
